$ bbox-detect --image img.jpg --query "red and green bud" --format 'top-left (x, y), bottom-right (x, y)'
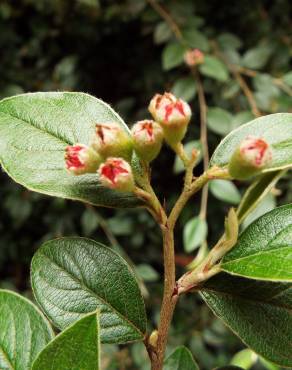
top-left (148, 92), bottom-right (191, 146)
top-left (228, 136), bottom-right (272, 180)
top-left (131, 120), bottom-right (164, 162)
top-left (65, 144), bottom-right (101, 175)
top-left (91, 122), bottom-right (133, 162)
top-left (184, 48), bottom-right (205, 67)
top-left (98, 157), bottom-right (135, 192)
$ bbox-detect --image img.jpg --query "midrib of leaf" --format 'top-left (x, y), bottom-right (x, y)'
top-left (0, 110), bottom-right (72, 146)
top-left (35, 252), bottom-right (144, 337)
top-left (222, 244), bottom-right (292, 266)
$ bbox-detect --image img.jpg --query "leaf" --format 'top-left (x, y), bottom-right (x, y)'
top-left (173, 140), bottom-right (202, 174)
top-left (214, 367), bottom-right (244, 370)
top-left (135, 264), bottom-right (159, 282)
top-left (164, 346), bottom-right (199, 370)
top-left (171, 77), bottom-right (197, 102)
top-left (242, 46), bottom-right (273, 69)
top-left (0, 289), bottom-right (54, 370)
top-left (221, 204), bottom-right (292, 282)
top-left (207, 107), bottom-right (233, 136)
top-left (200, 272), bottom-right (292, 367)
top-left (31, 237), bottom-right (147, 344)
top-left (210, 113), bottom-right (292, 172)
top-left (199, 56), bottom-right (229, 82)
top-left (162, 42), bottom-right (186, 70)
top-left (183, 216), bottom-right (208, 252)
top-left (230, 349), bottom-right (257, 369)
top-left (236, 170), bottom-right (284, 224)
top-left (182, 28), bottom-right (210, 52)
top-left (209, 179), bottom-right (241, 205)
top-left (154, 22), bottom-right (172, 44)
top-left (0, 92), bottom-right (141, 208)
top-left (283, 71), bottom-right (292, 87)
top-left (242, 192), bottom-right (276, 229)
top-left (217, 33), bottom-right (242, 50)
top-left (32, 312), bottom-right (100, 370)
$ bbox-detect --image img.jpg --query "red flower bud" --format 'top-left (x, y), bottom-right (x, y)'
top-left (184, 49), bottom-right (205, 67)
top-left (91, 122), bottom-right (133, 162)
top-left (132, 120), bottom-right (164, 162)
top-left (98, 157), bottom-right (135, 192)
top-left (65, 144), bottom-right (101, 175)
top-left (148, 93), bottom-right (191, 146)
top-left (228, 136), bottom-right (272, 180)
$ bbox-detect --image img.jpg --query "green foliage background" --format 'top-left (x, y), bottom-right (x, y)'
top-left (0, 0), bottom-right (291, 369)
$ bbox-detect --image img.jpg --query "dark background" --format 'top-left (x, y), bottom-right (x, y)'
top-left (0, 1), bottom-right (291, 369)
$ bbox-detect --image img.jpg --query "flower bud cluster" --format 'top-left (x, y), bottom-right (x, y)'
top-left (65, 92), bottom-right (193, 192)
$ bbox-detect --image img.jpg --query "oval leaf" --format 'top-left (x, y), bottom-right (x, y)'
top-left (183, 216), bottom-right (208, 253)
top-left (210, 113), bottom-right (292, 172)
top-left (209, 179), bottom-right (241, 205)
top-left (32, 312), bottom-right (100, 370)
top-left (164, 346), bottom-right (199, 370)
top-left (0, 289), bottom-right (54, 370)
top-left (0, 92), bottom-right (140, 208)
top-left (199, 56), bottom-right (229, 82)
top-left (222, 204), bottom-right (292, 281)
top-left (31, 237), bottom-right (147, 344)
top-left (201, 273), bottom-right (292, 367)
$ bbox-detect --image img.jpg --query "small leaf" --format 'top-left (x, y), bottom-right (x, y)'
top-left (31, 237), bottom-right (147, 344)
top-left (136, 264), bottom-right (159, 282)
top-left (207, 107), bottom-right (233, 136)
top-left (231, 111), bottom-right (254, 127)
top-left (164, 346), bottom-right (199, 370)
top-left (0, 289), bottom-right (54, 370)
top-left (283, 71), bottom-right (292, 87)
top-left (222, 204), bottom-right (292, 282)
top-left (81, 208), bottom-right (100, 236)
top-left (214, 367), bottom-right (244, 370)
top-left (231, 349), bottom-right (257, 369)
top-left (182, 28), bottom-right (210, 52)
top-left (236, 170), bottom-right (284, 224)
top-left (173, 140), bottom-right (202, 174)
top-left (201, 273), bottom-right (292, 367)
top-left (32, 312), bottom-right (100, 370)
top-left (210, 113), bottom-right (292, 172)
top-left (162, 42), bottom-right (186, 70)
top-left (183, 216), bottom-right (208, 252)
top-left (217, 33), bottom-right (242, 50)
top-left (242, 192), bottom-right (276, 229)
top-left (199, 56), bottom-right (229, 82)
top-left (209, 179), bottom-right (241, 205)
top-left (0, 92), bottom-right (141, 208)
top-left (171, 77), bottom-right (197, 102)
top-left (242, 46), bottom-right (272, 69)
top-left (154, 22), bottom-right (172, 44)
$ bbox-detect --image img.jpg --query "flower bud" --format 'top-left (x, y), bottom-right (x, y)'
top-left (228, 136), bottom-right (272, 180)
top-left (148, 92), bottom-right (191, 146)
top-left (98, 157), bottom-right (135, 192)
top-left (65, 144), bottom-right (102, 175)
top-left (91, 122), bottom-right (133, 162)
top-left (131, 120), bottom-right (164, 162)
top-left (184, 48), bottom-right (205, 67)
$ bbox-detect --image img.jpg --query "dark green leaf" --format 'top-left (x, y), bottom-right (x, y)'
top-left (222, 204), bottom-right (292, 281)
top-left (164, 346), bottom-right (199, 370)
top-left (182, 28), bottom-right (210, 52)
top-left (32, 312), bottom-right (100, 370)
top-left (183, 216), bottom-right (207, 252)
top-left (201, 272), bottom-right (292, 367)
top-left (210, 113), bottom-right (292, 172)
top-left (0, 289), bottom-right (54, 370)
top-left (154, 22), bottom-right (172, 44)
top-left (209, 180), bottom-right (241, 205)
top-left (217, 33), bottom-right (242, 50)
top-left (162, 42), bottom-right (186, 70)
top-left (0, 92), bottom-right (141, 208)
top-left (199, 56), bottom-right (229, 82)
top-left (31, 237), bottom-right (147, 344)
top-left (242, 46), bottom-right (272, 69)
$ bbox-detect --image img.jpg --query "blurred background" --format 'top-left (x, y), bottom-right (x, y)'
top-left (0, 0), bottom-right (291, 369)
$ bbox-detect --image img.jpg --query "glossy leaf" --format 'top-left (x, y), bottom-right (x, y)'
top-left (242, 192), bottom-right (275, 229)
top-left (210, 113), bottom-right (292, 172)
top-left (31, 237), bottom-right (147, 344)
top-left (236, 170), bottom-right (283, 224)
top-left (0, 289), bottom-right (54, 370)
top-left (201, 273), bottom-right (292, 367)
top-left (209, 179), bottom-right (241, 205)
top-left (0, 92), bottom-right (141, 208)
top-left (183, 216), bottom-right (208, 252)
top-left (162, 42), bottom-right (186, 70)
top-left (199, 56), bottom-right (229, 82)
top-left (164, 346), bottom-right (199, 370)
top-left (32, 312), bottom-right (100, 370)
top-left (222, 204), bottom-right (292, 281)
top-left (230, 349), bottom-right (257, 369)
